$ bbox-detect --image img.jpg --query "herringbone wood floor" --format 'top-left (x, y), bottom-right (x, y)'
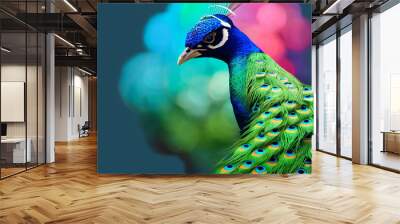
top-left (1, 135), bottom-right (400, 224)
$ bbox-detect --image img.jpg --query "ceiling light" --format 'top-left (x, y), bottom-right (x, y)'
top-left (322, 0), bottom-right (342, 14)
top-left (54, 34), bottom-right (75, 48)
top-left (63, 0), bottom-right (78, 12)
top-left (1, 47), bottom-right (11, 53)
top-left (322, 0), bottom-right (355, 15)
top-left (78, 67), bottom-right (93, 76)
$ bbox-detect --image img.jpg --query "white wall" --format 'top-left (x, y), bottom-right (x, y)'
top-left (55, 66), bottom-right (89, 141)
top-left (311, 45), bottom-right (317, 150)
top-left (1, 65), bottom-right (38, 137)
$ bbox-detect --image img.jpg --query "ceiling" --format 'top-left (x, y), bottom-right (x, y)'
top-left (0, 0), bottom-right (393, 74)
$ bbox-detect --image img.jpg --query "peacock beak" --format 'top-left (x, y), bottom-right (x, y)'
top-left (177, 47), bottom-right (202, 65)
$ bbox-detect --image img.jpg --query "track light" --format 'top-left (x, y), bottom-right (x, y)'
top-left (54, 34), bottom-right (75, 48)
top-left (63, 0), bottom-right (78, 12)
top-left (1, 47), bottom-right (11, 53)
top-left (78, 67), bottom-right (93, 76)
top-left (322, 0), bottom-right (355, 15)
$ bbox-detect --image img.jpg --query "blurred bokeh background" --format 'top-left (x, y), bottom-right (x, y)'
top-left (119, 3), bottom-right (311, 173)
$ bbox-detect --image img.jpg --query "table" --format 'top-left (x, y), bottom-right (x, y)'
top-left (381, 131), bottom-right (400, 154)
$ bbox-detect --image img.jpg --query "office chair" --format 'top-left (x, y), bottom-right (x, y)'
top-left (79, 121), bottom-right (90, 138)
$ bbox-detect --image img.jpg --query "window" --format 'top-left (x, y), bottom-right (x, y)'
top-left (339, 28), bottom-right (352, 158)
top-left (370, 3), bottom-right (400, 171)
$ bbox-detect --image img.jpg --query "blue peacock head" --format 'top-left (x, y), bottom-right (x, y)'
top-left (178, 13), bottom-right (261, 65)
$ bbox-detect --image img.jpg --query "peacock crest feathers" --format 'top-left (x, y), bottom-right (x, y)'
top-left (215, 53), bottom-right (313, 174)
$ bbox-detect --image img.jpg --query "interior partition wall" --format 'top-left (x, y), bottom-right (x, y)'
top-left (315, 25), bottom-right (353, 159)
top-left (0, 1), bottom-right (46, 179)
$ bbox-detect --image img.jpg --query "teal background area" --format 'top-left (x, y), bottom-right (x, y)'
top-left (98, 4), bottom-right (186, 173)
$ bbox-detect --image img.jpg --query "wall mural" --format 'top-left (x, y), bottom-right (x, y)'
top-left (98, 3), bottom-right (312, 174)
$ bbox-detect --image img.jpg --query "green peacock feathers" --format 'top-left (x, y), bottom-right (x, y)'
top-left (215, 53), bottom-right (313, 174)
top-left (179, 11), bottom-right (313, 174)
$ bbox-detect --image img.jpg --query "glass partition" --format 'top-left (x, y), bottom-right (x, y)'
top-left (0, 1), bottom-right (46, 179)
top-left (1, 31), bottom-right (28, 177)
top-left (317, 35), bottom-right (337, 154)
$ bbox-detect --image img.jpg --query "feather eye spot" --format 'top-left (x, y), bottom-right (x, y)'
top-left (272, 103), bottom-right (280, 108)
top-left (256, 166), bottom-right (265, 171)
top-left (258, 133), bottom-right (265, 138)
top-left (285, 150), bottom-right (296, 159)
top-left (245, 161), bottom-right (252, 165)
top-left (297, 168), bottom-right (305, 174)
top-left (272, 142), bottom-right (279, 146)
top-left (304, 158), bottom-right (312, 164)
top-left (238, 144), bottom-right (251, 152)
top-left (272, 129), bottom-right (279, 133)
top-left (252, 103), bottom-right (260, 112)
top-left (289, 112), bottom-right (296, 116)
top-left (252, 166), bottom-right (267, 174)
top-left (264, 111), bottom-right (271, 115)
top-left (220, 164), bottom-right (235, 174)
top-left (301, 105), bottom-right (307, 110)
top-left (275, 114), bottom-right (282, 119)
top-left (252, 148), bottom-right (265, 157)
top-left (257, 121), bottom-right (264, 125)
top-left (304, 87), bottom-right (310, 91)
top-left (266, 96), bottom-right (272, 101)
top-left (288, 125), bottom-right (296, 130)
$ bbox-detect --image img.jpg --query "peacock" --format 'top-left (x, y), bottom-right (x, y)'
top-left (177, 10), bottom-right (313, 174)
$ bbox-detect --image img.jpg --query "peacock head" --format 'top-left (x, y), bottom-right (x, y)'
top-left (177, 14), bottom-right (236, 65)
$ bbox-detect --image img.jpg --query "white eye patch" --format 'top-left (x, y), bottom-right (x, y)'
top-left (208, 28), bottom-right (229, 49)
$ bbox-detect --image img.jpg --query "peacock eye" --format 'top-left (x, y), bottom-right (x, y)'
top-left (203, 32), bottom-right (216, 44)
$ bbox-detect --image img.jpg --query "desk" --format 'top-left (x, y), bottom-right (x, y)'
top-left (382, 131), bottom-right (400, 154)
top-left (1, 138), bottom-right (31, 163)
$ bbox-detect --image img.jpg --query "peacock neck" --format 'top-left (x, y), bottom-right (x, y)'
top-left (222, 27), bottom-right (262, 65)
top-left (221, 27), bottom-right (263, 130)
top-left (227, 52), bottom-right (260, 131)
